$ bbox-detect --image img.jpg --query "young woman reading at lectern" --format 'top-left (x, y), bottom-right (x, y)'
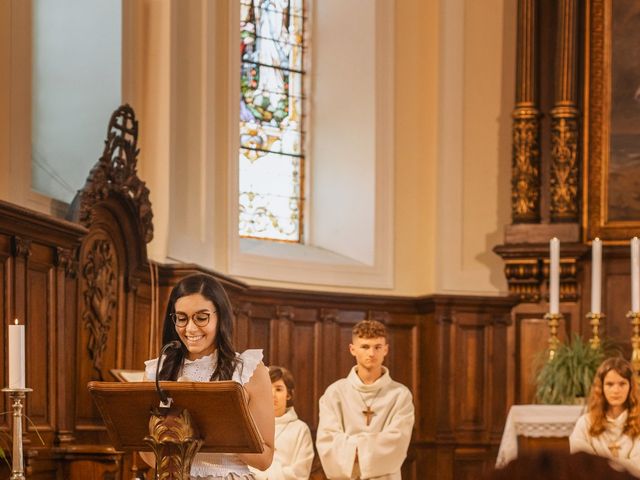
top-left (144, 273), bottom-right (275, 480)
top-left (570, 357), bottom-right (640, 478)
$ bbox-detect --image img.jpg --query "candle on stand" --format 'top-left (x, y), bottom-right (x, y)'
top-left (550, 238), bottom-right (560, 314)
top-left (632, 237), bottom-right (640, 312)
top-left (591, 238), bottom-right (602, 314)
top-left (9, 318), bottom-right (25, 389)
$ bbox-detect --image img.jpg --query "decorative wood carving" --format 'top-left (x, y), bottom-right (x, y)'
top-left (81, 238), bottom-right (118, 381)
top-left (55, 247), bottom-right (79, 278)
top-left (512, 112), bottom-right (541, 223)
top-left (12, 236), bottom-right (32, 259)
top-left (511, 0), bottom-right (541, 223)
top-left (550, 113), bottom-right (579, 221)
top-left (504, 258), bottom-right (542, 302)
top-left (495, 243), bottom-right (589, 303)
top-left (550, 0), bottom-right (579, 222)
top-left (73, 104), bottom-right (154, 244)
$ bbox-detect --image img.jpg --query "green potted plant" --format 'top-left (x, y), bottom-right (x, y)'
top-left (535, 334), bottom-right (608, 404)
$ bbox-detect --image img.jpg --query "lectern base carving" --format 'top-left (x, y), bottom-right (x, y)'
top-left (144, 407), bottom-right (203, 480)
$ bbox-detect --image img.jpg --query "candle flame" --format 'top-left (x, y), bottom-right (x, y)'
top-left (14, 318), bottom-right (18, 325)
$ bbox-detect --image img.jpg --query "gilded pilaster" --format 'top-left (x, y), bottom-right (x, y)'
top-left (550, 0), bottom-right (580, 222)
top-left (512, 0), bottom-right (541, 223)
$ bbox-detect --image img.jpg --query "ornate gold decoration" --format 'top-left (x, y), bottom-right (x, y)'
top-left (543, 313), bottom-right (563, 360)
top-left (586, 312), bottom-right (604, 349)
top-left (82, 238), bottom-right (118, 381)
top-left (144, 408), bottom-right (203, 480)
top-left (72, 104), bottom-right (154, 244)
top-left (503, 259), bottom-right (542, 302)
top-left (627, 311), bottom-right (640, 374)
top-left (512, 110), bottom-right (541, 222)
top-left (550, 111), bottom-right (579, 221)
top-left (542, 258), bottom-right (579, 302)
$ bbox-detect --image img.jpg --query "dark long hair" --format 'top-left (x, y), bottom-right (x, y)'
top-left (158, 273), bottom-right (240, 381)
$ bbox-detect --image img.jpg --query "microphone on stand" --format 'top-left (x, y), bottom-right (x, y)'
top-left (155, 340), bottom-right (181, 406)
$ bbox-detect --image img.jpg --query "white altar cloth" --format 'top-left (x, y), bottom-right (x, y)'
top-left (495, 404), bottom-right (586, 467)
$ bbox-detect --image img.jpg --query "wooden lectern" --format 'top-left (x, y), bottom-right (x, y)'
top-left (88, 381), bottom-right (264, 480)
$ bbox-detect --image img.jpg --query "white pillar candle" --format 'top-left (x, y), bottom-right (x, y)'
top-left (632, 237), bottom-right (640, 312)
top-left (591, 238), bottom-right (602, 314)
top-left (8, 318), bottom-right (25, 389)
top-left (550, 238), bottom-right (560, 314)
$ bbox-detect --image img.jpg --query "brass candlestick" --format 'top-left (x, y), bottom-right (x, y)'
top-left (586, 312), bottom-right (605, 349)
top-left (627, 311), bottom-right (640, 374)
top-left (543, 313), bottom-right (563, 360)
top-left (2, 388), bottom-right (33, 480)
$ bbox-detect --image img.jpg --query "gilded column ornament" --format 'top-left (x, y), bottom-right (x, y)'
top-left (504, 258), bottom-right (542, 302)
top-left (511, 0), bottom-right (541, 223)
top-left (144, 408), bottom-right (203, 480)
top-left (542, 258), bottom-right (579, 302)
top-left (550, 111), bottom-right (579, 220)
top-left (550, 0), bottom-right (579, 222)
top-left (512, 111), bottom-right (541, 222)
top-left (82, 238), bottom-right (118, 381)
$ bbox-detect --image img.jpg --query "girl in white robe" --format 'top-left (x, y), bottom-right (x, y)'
top-left (570, 357), bottom-right (640, 478)
top-left (251, 366), bottom-right (314, 480)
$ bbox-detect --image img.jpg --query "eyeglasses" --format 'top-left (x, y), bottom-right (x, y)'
top-left (170, 311), bottom-right (214, 328)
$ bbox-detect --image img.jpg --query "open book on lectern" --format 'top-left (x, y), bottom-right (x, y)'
top-left (88, 381), bottom-right (264, 454)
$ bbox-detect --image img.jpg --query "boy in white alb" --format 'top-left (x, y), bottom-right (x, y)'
top-left (316, 320), bottom-right (414, 480)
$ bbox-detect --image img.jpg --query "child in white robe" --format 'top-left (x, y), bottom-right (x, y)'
top-left (570, 357), bottom-right (640, 478)
top-left (250, 366), bottom-right (314, 480)
top-left (316, 320), bottom-right (414, 480)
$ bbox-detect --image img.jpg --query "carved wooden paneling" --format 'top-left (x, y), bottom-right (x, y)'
top-left (454, 447), bottom-right (493, 480)
top-left (130, 285), bottom-right (153, 372)
top-left (455, 323), bottom-right (486, 432)
top-left (25, 252), bottom-right (55, 431)
top-left (0, 240), bottom-right (8, 433)
top-left (0, 190), bottom-right (518, 480)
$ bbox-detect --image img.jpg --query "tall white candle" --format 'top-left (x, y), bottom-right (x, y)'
top-left (550, 238), bottom-right (560, 314)
top-left (9, 318), bottom-right (25, 389)
top-left (591, 238), bottom-right (602, 314)
top-left (632, 237), bottom-right (640, 312)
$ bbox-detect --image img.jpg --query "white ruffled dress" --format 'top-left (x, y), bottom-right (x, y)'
top-left (144, 349), bottom-right (264, 480)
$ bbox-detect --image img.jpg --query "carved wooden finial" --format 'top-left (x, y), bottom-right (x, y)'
top-left (71, 104), bottom-right (154, 244)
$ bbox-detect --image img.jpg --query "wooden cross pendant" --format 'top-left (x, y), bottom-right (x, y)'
top-left (609, 443), bottom-right (620, 458)
top-left (362, 406), bottom-right (374, 426)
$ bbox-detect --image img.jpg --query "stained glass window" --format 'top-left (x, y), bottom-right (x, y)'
top-left (239, 0), bottom-right (305, 242)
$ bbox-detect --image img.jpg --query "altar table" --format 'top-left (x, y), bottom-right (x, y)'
top-left (496, 404), bottom-right (586, 467)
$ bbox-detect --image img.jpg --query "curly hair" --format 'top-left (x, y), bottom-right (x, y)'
top-left (158, 274), bottom-right (240, 382)
top-left (587, 357), bottom-right (640, 438)
top-left (269, 365), bottom-right (295, 408)
top-left (352, 319), bottom-right (388, 340)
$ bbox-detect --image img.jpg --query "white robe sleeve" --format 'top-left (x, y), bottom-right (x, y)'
top-left (253, 421), bottom-right (314, 480)
top-left (356, 388), bottom-right (414, 479)
top-left (279, 423), bottom-right (314, 480)
top-left (569, 414), bottom-right (597, 455)
top-left (316, 387), bottom-right (359, 480)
